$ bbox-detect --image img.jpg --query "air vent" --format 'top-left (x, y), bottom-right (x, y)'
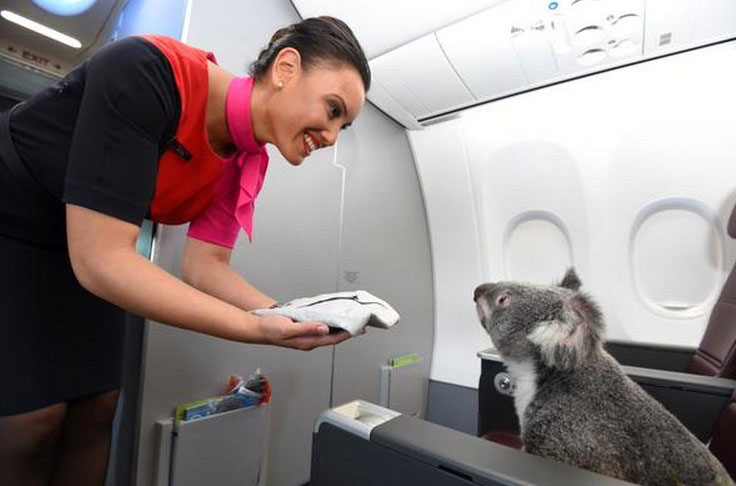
top-left (659, 32), bottom-right (673, 46)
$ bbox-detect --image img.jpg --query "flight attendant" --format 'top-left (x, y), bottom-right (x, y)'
top-left (0, 16), bottom-right (369, 485)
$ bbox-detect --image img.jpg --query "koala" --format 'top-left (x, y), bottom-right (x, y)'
top-left (473, 268), bottom-right (734, 486)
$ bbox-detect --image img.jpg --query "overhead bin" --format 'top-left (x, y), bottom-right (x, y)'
top-left (369, 33), bottom-right (475, 121)
top-left (367, 0), bottom-right (734, 129)
top-left (436, 4), bottom-right (529, 100)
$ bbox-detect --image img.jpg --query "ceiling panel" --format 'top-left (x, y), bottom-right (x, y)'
top-left (291, 0), bottom-right (511, 58)
top-left (0, 0), bottom-right (125, 73)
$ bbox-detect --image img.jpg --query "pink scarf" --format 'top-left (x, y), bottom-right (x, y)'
top-left (225, 76), bottom-right (269, 240)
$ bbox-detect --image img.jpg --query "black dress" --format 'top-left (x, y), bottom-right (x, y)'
top-left (0, 36), bottom-right (180, 416)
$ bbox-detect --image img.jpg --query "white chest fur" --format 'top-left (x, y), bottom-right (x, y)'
top-left (503, 359), bottom-right (538, 433)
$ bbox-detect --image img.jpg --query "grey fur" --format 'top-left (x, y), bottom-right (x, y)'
top-left (474, 268), bottom-right (734, 486)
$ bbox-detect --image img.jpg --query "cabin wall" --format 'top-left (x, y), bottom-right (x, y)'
top-left (413, 41), bottom-right (736, 430)
top-left (134, 1), bottom-right (433, 485)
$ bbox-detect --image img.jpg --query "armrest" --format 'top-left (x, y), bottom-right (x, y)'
top-left (312, 402), bottom-right (638, 486)
top-left (478, 349), bottom-right (736, 443)
top-left (605, 339), bottom-right (696, 372)
top-left (478, 349), bottom-right (519, 437)
top-left (623, 365), bottom-right (736, 442)
top-left (372, 414), bottom-right (638, 485)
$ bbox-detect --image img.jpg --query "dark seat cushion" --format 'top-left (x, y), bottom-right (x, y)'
top-left (708, 390), bottom-right (736, 481)
top-left (482, 430), bottom-right (523, 450)
top-left (685, 268), bottom-right (736, 379)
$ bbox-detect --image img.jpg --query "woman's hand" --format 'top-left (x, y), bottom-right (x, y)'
top-left (254, 314), bottom-right (351, 351)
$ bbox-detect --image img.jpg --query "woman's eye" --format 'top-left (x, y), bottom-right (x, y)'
top-left (329, 102), bottom-right (342, 119)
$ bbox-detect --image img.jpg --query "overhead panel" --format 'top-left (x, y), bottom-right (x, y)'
top-left (645, 0), bottom-right (736, 56)
top-left (370, 54), bottom-right (431, 119)
top-left (365, 0), bottom-right (733, 129)
top-left (369, 34), bottom-right (475, 120)
top-left (365, 77), bottom-right (424, 129)
top-left (437, 3), bottom-right (528, 100)
top-left (510, 27), bottom-right (559, 84)
top-left (694, 0), bottom-right (736, 41)
top-left (644, 0), bottom-right (698, 55)
top-left (291, 0), bottom-right (508, 58)
top-left (558, 0), bottom-right (644, 72)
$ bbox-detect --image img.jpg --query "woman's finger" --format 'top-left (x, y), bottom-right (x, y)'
top-left (281, 320), bottom-right (330, 339)
top-left (287, 330), bottom-right (351, 350)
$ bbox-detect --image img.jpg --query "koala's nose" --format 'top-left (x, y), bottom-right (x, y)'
top-left (474, 283), bottom-right (496, 302)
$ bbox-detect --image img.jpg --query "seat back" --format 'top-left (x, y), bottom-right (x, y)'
top-left (685, 204), bottom-right (736, 379)
top-left (708, 388), bottom-right (736, 481)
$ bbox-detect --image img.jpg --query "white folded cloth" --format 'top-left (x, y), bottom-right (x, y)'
top-left (252, 290), bottom-right (400, 336)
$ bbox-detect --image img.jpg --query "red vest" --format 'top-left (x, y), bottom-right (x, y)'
top-left (141, 35), bottom-right (223, 224)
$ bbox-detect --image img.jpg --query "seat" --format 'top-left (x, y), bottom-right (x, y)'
top-left (608, 200), bottom-right (736, 379)
top-left (481, 430), bottom-right (523, 449)
top-left (709, 388), bottom-right (736, 480)
top-left (685, 202), bottom-right (736, 378)
top-left (480, 200), bottom-right (736, 469)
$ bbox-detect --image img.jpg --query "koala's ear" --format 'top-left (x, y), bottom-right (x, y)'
top-left (571, 293), bottom-right (602, 332)
top-left (559, 267), bottom-right (581, 291)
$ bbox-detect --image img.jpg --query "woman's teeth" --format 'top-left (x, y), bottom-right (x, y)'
top-left (304, 133), bottom-right (317, 152)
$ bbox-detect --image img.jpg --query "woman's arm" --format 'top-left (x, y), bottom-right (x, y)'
top-left (66, 204), bottom-right (349, 350)
top-left (180, 237), bottom-right (276, 311)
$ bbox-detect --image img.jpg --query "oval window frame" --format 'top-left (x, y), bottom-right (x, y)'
top-left (503, 209), bottom-right (574, 281)
top-left (629, 197), bottom-right (726, 319)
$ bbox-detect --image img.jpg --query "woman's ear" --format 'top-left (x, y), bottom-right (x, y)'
top-left (270, 47), bottom-right (301, 89)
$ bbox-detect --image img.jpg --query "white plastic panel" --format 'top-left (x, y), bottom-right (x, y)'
top-left (408, 121), bottom-right (489, 388)
top-left (437, 3), bottom-right (528, 99)
top-left (694, 0), bottom-right (736, 40)
top-left (365, 78), bottom-right (424, 130)
top-left (645, 0), bottom-right (736, 56)
top-left (643, 0), bottom-right (699, 55)
top-left (365, 0), bottom-right (736, 128)
top-left (416, 40), bottom-right (736, 389)
top-left (370, 34), bottom-right (475, 119)
top-left (291, 0), bottom-right (507, 58)
top-left (369, 55), bottom-right (431, 118)
top-left (511, 30), bottom-right (559, 84)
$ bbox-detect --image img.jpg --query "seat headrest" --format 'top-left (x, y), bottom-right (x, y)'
top-left (730, 201), bottom-right (736, 238)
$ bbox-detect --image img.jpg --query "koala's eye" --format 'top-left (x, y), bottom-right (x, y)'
top-left (496, 294), bottom-right (510, 308)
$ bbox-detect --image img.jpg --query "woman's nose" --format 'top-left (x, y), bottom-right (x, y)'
top-left (474, 283), bottom-right (496, 302)
top-left (322, 126), bottom-right (338, 147)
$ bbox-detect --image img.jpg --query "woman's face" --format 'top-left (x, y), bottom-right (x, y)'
top-left (268, 53), bottom-right (366, 165)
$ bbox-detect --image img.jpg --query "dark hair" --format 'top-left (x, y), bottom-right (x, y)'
top-left (249, 16), bottom-right (371, 92)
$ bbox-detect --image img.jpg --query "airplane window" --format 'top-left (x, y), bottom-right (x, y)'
top-left (504, 211), bottom-right (572, 284)
top-left (631, 203), bottom-right (724, 318)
